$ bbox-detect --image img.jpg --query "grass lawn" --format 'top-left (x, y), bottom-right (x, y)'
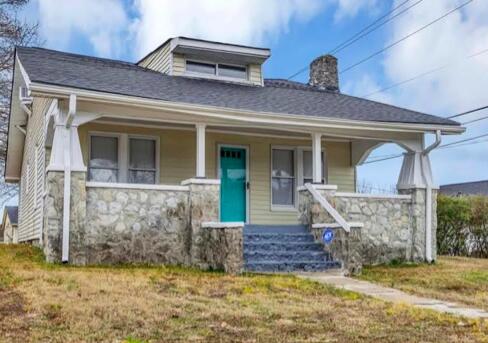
top-left (1, 246), bottom-right (487, 342)
top-left (359, 256), bottom-right (488, 312)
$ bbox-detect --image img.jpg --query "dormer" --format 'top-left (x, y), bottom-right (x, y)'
top-left (137, 37), bottom-right (270, 86)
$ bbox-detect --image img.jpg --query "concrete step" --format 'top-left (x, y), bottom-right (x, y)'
top-left (244, 233), bottom-right (315, 243)
top-left (245, 260), bottom-right (342, 272)
top-left (244, 249), bottom-right (334, 262)
top-left (244, 241), bottom-right (325, 252)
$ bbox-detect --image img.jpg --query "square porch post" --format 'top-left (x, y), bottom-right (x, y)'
top-left (312, 132), bottom-right (323, 183)
top-left (196, 123), bottom-right (206, 178)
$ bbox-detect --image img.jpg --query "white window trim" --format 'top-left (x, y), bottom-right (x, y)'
top-left (270, 146), bottom-right (297, 212)
top-left (296, 146), bottom-right (327, 186)
top-left (88, 131), bottom-right (160, 185)
top-left (184, 58), bottom-right (251, 83)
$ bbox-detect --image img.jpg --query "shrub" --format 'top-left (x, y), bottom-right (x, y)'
top-left (437, 194), bottom-right (488, 257)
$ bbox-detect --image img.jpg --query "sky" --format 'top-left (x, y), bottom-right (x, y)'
top-left (18, 0), bottom-right (488, 191)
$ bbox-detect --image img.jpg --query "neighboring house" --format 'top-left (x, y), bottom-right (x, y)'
top-left (440, 180), bottom-right (488, 196)
top-left (1, 206), bottom-right (18, 243)
top-left (5, 37), bottom-right (464, 273)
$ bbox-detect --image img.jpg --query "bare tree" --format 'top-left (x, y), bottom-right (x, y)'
top-left (0, 0), bottom-right (39, 207)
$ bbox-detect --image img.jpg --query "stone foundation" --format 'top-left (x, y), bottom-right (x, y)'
top-left (200, 223), bottom-right (244, 274)
top-left (299, 185), bottom-right (437, 272)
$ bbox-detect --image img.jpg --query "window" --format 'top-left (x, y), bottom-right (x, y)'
top-left (186, 61), bottom-right (216, 75)
top-left (271, 149), bottom-right (295, 207)
top-left (185, 60), bottom-right (248, 80)
top-left (89, 136), bottom-right (119, 182)
top-left (88, 134), bottom-right (158, 184)
top-left (302, 150), bottom-right (325, 185)
top-left (129, 138), bottom-right (156, 184)
top-left (219, 64), bottom-right (247, 79)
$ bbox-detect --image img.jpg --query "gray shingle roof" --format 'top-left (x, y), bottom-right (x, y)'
top-left (17, 47), bottom-right (460, 127)
top-left (5, 206), bottom-right (18, 225)
top-left (440, 181), bottom-right (488, 196)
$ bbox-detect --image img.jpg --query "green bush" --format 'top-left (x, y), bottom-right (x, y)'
top-left (437, 194), bottom-right (488, 257)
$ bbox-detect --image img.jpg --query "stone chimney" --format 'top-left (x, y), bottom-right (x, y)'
top-left (309, 54), bottom-right (339, 92)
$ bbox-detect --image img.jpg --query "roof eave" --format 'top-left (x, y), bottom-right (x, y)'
top-left (28, 81), bottom-right (465, 135)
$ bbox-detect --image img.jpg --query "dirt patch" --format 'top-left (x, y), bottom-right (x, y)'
top-left (0, 289), bottom-right (31, 342)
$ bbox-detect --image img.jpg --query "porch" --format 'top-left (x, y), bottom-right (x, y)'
top-left (42, 95), bottom-right (441, 272)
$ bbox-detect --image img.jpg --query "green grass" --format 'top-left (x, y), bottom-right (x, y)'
top-left (0, 245), bottom-right (487, 342)
top-left (359, 256), bottom-right (488, 311)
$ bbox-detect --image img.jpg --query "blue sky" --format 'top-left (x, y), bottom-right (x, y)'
top-left (20, 0), bottom-right (488, 191)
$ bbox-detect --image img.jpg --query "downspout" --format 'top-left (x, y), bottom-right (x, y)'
top-left (61, 94), bottom-right (76, 263)
top-left (422, 130), bottom-right (441, 263)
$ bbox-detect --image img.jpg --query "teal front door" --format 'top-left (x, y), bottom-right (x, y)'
top-left (220, 147), bottom-right (247, 222)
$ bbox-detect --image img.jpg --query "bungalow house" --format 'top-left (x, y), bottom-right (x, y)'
top-left (5, 37), bottom-right (464, 273)
top-left (1, 206), bottom-right (18, 243)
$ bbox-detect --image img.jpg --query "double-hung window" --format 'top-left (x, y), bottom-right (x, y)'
top-left (89, 134), bottom-right (158, 184)
top-left (186, 60), bottom-right (248, 80)
top-left (271, 149), bottom-right (295, 207)
top-left (302, 150), bottom-right (325, 185)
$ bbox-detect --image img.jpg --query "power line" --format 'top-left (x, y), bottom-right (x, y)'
top-left (462, 114), bottom-right (488, 125)
top-left (340, 0), bottom-right (474, 75)
top-left (448, 105), bottom-right (488, 119)
top-left (362, 47), bottom-right (488, 98)
top-left (329, 0), bottom-right (424, 55)
top-left (363, 132), bottom-right (488, 165)
top-left (287, 0), bottom-right (416, 80)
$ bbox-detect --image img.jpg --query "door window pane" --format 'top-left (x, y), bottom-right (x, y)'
top-left (186, 61), bottom-right (216, 75)
top-left (89, 136), bottom-right (118, 182)
top-left (272, 149), bottom-right (295, 206)
top-left (219, 64), bottom-right (247, 79)
top-left (129, 138), bottom-right (156, 184)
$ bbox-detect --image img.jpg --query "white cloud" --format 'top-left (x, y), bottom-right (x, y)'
top-left (37, 0), bottom-right (130, 58)
top-left (333, 0), bottom-right (379, 22)
top-left (131, 0), bottom-right (326, 58)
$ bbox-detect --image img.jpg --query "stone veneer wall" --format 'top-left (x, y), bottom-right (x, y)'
top-left (299, 186), bottom-right (436, 269)
top-left (200, 224), bottom-right (244, 274)
top-left (84, 185), bottom-right (191, 265)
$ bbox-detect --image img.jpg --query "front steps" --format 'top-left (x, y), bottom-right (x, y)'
top-left (244, 225), bottom-right (341, 272)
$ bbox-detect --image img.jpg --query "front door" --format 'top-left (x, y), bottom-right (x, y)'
top-left (219, 146), bottom-right (247, 222)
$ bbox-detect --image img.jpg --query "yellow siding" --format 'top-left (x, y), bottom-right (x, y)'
top-left (172, 53), bottom-right (186, 76)
top-left (78, 123), bottom-right (355, 225)
top-left (138, 43), bottom-right (171, 74)
top-left (248, 64), bottom-right (263, 86)
top-left (18, 97), bottom-right (51, 242)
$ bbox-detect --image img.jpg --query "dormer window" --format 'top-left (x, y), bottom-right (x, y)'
top-left (185, 60), bottom-right (248, 81)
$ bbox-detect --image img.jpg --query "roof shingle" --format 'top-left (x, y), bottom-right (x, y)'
top-left (17, 47), bottom-right (460, 127)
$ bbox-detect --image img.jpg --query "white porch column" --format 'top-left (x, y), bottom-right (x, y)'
top-left (196, 123), bottom-right (206, 178)
top-left (312, 132), bottom-right (322, 183)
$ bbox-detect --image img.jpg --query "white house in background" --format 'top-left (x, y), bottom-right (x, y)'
top-left (5, 37), bottom-right (464, 273)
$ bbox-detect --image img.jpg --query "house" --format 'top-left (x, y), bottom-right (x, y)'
top-left (5, 37), bottom-right (464, 273)
top-left (440, 180), bottom-right (488, 197)
top-left (1, 206), bottom-right (18, 243)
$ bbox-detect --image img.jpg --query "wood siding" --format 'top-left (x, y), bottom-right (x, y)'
top-left (248, 64), bottom-right (263, 85)
top-left (138, 43), bottom-right (171, 74)
top-left (18, 97), bottom-right (51, 242)
top-left (79, 123), bottom-right (355, 225)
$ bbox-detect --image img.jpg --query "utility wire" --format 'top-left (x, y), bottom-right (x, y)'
top-left (363, 132), bottom-right (488, 165)
top-left (462, 114), bottom-right (488, 125)
top-left (287, 0), bottom-right (416, 80)
top-left (329, 0), bottom-right (424, 55)
top-left (362, 47), bottom-right (488, 98)
top-left (448, 105), bottom-right (488, 119)
top-left (340, 0), bottom-right (474, 75)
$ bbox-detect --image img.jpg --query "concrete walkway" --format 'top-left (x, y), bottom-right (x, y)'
top-left (297, 272), bottom-right (488, 319)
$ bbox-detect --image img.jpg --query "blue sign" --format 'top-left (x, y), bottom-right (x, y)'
top-left (322, 228), bottom-right (334, 244)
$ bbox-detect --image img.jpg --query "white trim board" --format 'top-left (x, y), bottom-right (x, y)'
top-left (86, 181), bottom-right (189, 192)
top-left (335, 192), bottom-right (412, 200)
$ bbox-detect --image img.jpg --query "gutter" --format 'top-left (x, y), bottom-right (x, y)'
top-left (28, 82), bottom-right (466, 135)
top-left (422, 130), bottom-right (441, 263)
